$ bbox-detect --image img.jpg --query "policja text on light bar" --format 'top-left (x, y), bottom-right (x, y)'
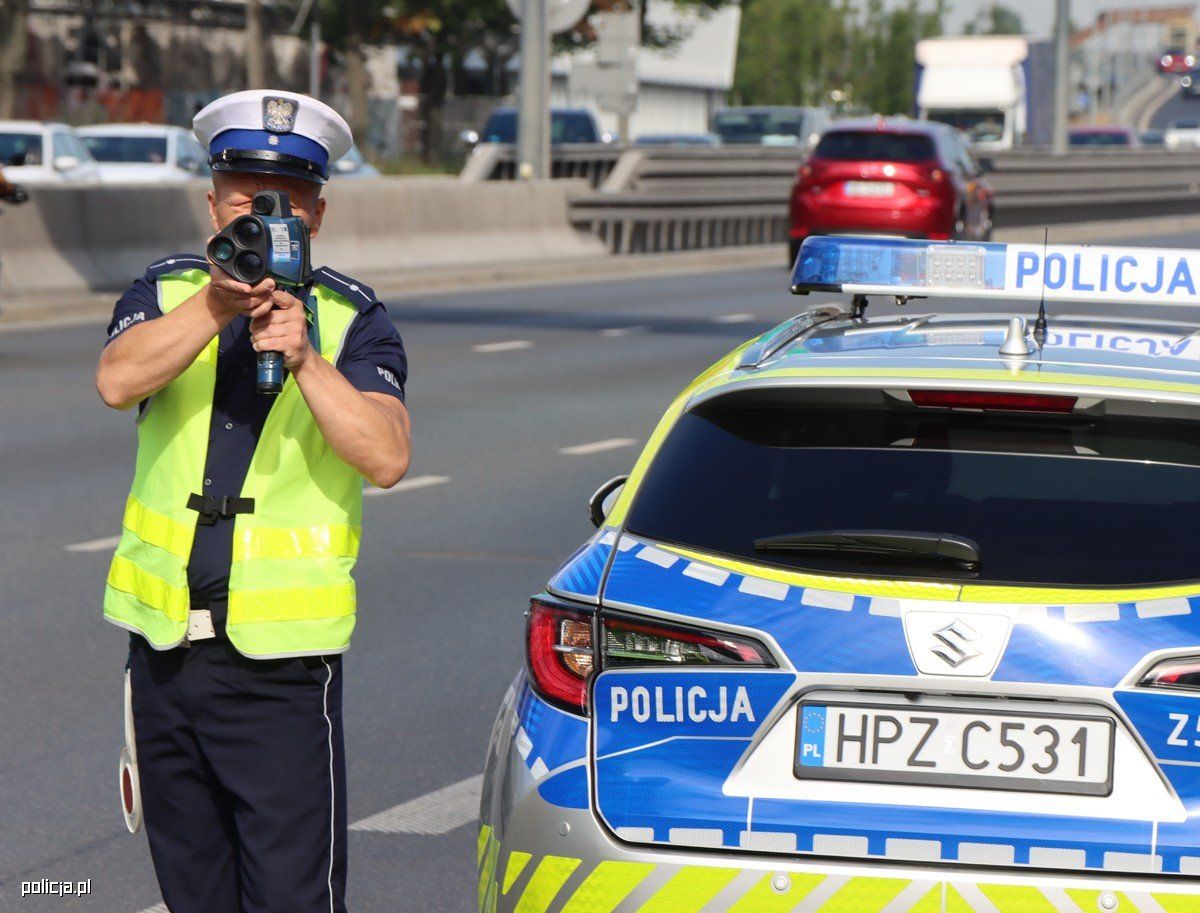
top-left (790, 235), bottom-right (1200, 307)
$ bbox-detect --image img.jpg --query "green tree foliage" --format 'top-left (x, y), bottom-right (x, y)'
top-left (964, 3), bottom-right (1025, 36)
top-left (734, 0), bottom-right (946, 115)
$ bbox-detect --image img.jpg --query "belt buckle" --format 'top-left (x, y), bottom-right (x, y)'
top-left (187, 609), bottom-right (216, 642)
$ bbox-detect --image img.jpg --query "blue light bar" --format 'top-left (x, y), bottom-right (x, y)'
top-left (790, 235), bottom-right (1200, 307)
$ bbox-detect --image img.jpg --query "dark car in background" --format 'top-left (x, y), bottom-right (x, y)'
top-left (713, 105), bottom-right (830, 148)
top-left (788, 118), bottom-right (994, 263)
top-left (461, 107), bottom-right (608, 146)
top-left (634, 132), bottom-right (721, 147)
top-left (1068, 126), bottom-right (1140, 147)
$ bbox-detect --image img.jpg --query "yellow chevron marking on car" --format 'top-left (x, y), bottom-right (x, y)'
top-left (726, 872), bottom-right (825, 912)
top-left (1065, 889), bottom-right (1139, 912)
top-left (962, 581), bottom-right (1200, 605)
top-left (478, 837), bottom-right (500, 913)
top-left (1156, 895), bottom-right (1200, 912)
top-left (478, 842), bottom-right (1200, 912)
top-left (638, 866), bottom-right (741, 913)
top-left (559, 861), bottom-right (657, 913)
top-left (502, 851), bottom-right (533, 895)
top-left (979, 884), bottom-right (1058, 912)
top-left (709, 365), bottom-right (1200, 399)
top-left (513, 855), bottom-right (582, 913)
top-left (659, 542), bottom-right (962, 601)
top-left (821, 876), bottom-right (910, 912)
top-left (910, 885), bottom-right (974, 913)
top-left (478, 824), bottom-right (492, 867)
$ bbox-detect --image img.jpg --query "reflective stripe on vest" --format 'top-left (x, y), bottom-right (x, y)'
top-left (102, 265), bottom-right (364, 657)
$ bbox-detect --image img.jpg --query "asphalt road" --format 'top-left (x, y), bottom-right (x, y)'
top-left (3, 226), bottom-right (1199, 913)
top-left (1148, 80), bottom-right (1200, 129)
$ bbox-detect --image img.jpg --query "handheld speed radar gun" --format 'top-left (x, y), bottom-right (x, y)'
top-left (207, 190), bottom-right (311, 394)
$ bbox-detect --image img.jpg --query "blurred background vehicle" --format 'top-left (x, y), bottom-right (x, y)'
top-left (460, 107), bottom-right (609, 147)
top-left (1165, 117), bottom-right (1200, 148)
top-left (788, 118), bottom-right (993, 263)
top-left (331, 143), bottom-right (381, 178)
top-left (0, 121), bottom-right (100, 186)
top-left (1159, 47), bottom-right (1197, 73)
top-left (633, 133), bottom-right (720, 147)
top-left (712, 106), bottom-right (829, 149)
top-left (1139, 129), bottom-right (1167, 146)
top-left (1068, 126), bottom-right (1140, 147)
top-left (77, 124), bottom-right (209, 184)
top-left (1183, 69), bottom-right (1200, 97)
top-left (915, 35), bottom-right (1055, 153)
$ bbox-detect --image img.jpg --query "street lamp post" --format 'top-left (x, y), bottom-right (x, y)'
top-left (1052, 0), bottom-right (1070, 155)
top-left (517, 0), bottom-right (551, 180)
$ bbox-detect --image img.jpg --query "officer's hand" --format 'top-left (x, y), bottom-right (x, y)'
top-left (249, 290), bottom-right (312, 369)
top-left (207, 258), bottom-right (276, 318)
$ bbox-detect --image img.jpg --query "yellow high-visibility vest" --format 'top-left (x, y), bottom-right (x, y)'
top-left (103, 263), bottom-right (364, 658)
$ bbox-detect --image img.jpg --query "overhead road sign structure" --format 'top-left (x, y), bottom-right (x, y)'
top-left (791, 235), bottom-right (1200, 307)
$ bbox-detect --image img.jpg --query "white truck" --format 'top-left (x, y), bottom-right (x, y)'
top-left (915, 35), bottom-right (1055, 152)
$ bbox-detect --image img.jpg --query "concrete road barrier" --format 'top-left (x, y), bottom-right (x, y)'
top-left (0, 177), bottom-right (605, 308)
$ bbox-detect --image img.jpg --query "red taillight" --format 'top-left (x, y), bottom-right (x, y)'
top-left (1139, 656), bottom-right (1200, 692)
top-left (602, 615), bottom-right (774, 668)
top-left (527, 599), bottom-right (593, 714)
top-left (909, 390), bottom-right (1078, 413)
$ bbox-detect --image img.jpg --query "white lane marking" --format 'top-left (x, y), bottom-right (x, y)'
top-left (714, 312), bottom-right (755, 324)
top-left (472, 339), bottom-right (533, 353)
top-left (351, 774), bottom-right (483, 834)
top-left (66, 535), bottom-right (122, 553)
top-left (559, 438), bottom-right (636, 456)
top-left (363, 475), bottom-right (451, 498)
top-left (600, 326), bottom-right (646, 337)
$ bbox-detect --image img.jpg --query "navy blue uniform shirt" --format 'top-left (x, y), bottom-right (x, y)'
top-left (107, 254), bottom-right (407, 602)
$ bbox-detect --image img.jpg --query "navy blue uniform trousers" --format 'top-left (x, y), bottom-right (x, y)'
top-left (128, 609), bottom-right (347, 913)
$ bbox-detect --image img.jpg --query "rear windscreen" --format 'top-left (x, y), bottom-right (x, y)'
top-left (81, 135), bottom-right (168, 163)
top-left (814, 131), bottom-right (936, 162)
top-left (0, 133), bottom-right (42, 166)
top-left (625, 401), bottom-right (1200, 586)
top-left (714, 111), bottom-right (804, 144)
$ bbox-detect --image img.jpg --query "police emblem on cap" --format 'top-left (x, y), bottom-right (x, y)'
top-left (262, 97), bottom-right (297, 134)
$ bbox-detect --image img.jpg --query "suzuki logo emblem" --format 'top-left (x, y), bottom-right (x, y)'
top-left (931, 619), bottom-right (982, 668)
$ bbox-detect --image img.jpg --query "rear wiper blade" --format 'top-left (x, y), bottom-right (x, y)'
top-left (753, 530), bottom-right (981, 571)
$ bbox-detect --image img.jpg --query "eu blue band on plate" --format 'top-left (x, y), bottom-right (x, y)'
top-left (790, 235), bottom-right (1200, 307)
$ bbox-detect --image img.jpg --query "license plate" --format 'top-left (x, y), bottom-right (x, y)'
top-left (844, 180), bottom-right (896, 197)
top-left (795, 702), bottom-right (1115, 796)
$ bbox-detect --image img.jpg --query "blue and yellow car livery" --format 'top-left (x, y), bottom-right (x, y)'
top-left (479, 238), bottom-right (1200, 912)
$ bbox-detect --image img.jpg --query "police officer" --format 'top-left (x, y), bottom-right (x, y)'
top-left (95, 90), bottom-right (410, 913)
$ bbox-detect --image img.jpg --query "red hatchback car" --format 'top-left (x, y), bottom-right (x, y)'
top-left (1159, 48), bottom-right (1196, 74)
top-left (788, 118), bottom-right (994, 264)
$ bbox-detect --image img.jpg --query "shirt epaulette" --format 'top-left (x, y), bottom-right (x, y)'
top-left (146, 253), bottom-right (209, 279)
top-left (312, 266), bottom-right (378, 313)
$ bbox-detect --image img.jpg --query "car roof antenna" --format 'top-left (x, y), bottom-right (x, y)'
top-left (1032, 227), bottom-right (1049, 351)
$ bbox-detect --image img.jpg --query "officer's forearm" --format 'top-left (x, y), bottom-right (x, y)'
top-left (96, 287), bottom-right (234, 410)
top-left (291, 351), bottom-right (411, 489)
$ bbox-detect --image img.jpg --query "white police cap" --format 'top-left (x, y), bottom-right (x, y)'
top-left (193, 89), bottom-right (353, 184)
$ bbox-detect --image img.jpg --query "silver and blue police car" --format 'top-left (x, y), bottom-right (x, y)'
top-left (478, 236), bottom-right (1200, 913)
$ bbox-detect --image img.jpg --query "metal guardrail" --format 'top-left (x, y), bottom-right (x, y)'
top-left (461, 144), bottom-right (1200, 254)
top-left (459, 143), bottom-right (624, 189)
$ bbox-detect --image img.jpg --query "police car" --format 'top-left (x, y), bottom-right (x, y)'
top-left (478, 236), bottom-right (1200, 912)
